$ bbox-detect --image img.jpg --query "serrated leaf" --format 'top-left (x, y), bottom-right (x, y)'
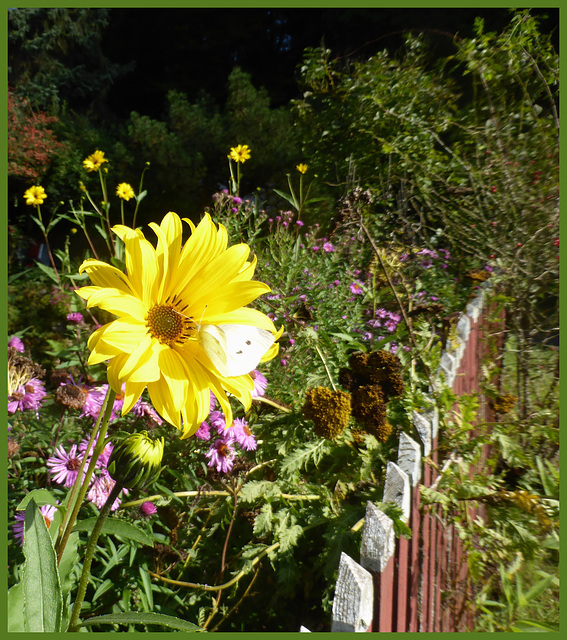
top-left (22, 500), bottom-right (63, 632)
top-left (240, 480), bottom-right (281, 503)
top-left (77, 611), bottom-right (201, 631)
top-left (253, 503), bottom-right (273, 537)
top-left (72, 517), bottom-right (154, 547)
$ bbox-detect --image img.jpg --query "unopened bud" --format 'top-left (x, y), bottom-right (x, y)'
top-left (107, 431), bottom-right (164, 490)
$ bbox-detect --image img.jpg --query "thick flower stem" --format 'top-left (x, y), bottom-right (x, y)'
top-left (67, 480), bottom-right (124, 632)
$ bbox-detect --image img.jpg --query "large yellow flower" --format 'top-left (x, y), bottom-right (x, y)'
top-left (76, 212), bottom-right (279, 438)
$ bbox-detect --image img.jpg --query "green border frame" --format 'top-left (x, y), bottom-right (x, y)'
top-left (2, 2), bottom-right (562, 638)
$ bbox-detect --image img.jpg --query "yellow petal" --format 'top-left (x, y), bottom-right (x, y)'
top-left (195, 281), bottom-right (271, 317)
top-left (79, 259), bottom-right (133, 292)
top-left (118, 334), bottom-right (161, 383)
top-left (82, 288), bottom-right (147, 319)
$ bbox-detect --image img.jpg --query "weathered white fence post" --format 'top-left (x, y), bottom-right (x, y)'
top-left (330, 552), bottom-right (374, 632)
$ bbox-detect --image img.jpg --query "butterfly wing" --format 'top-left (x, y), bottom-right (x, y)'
top-left (199, 324), bottom-right (274, 377)
top-left (198, 324), bottom-right (230, 377)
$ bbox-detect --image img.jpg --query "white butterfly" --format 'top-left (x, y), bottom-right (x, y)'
top-left (197, 324), bottom-right (275, 378)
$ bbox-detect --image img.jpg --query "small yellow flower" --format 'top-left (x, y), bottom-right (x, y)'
top-left (116, 183), bottom-right (135, 201)
top-left (228, 144), bottom-right (251, 164)
top-left (23, 186), bottom-right (47, 206)
top-left (83, 150), bottom-right (108, 172)
top-left (296, 163), bottom-right (308, 174)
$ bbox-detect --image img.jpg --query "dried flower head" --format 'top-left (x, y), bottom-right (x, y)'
top-left (303, 387), bottom-right (352, 439)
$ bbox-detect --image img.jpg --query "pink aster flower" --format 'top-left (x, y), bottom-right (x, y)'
top-left (230, 417), bottom-right (257, 451)
top-left (132, 399), bottom-right (163, 426)
top-left (9, 336), bottom-right (25, 352)
top-left (87, 472), bottom-right (127, 511)
top-left (47, 443), bottom-right (86, 488)
top-left (79, 438), bottom-right (114, 469)
top-left (349, 280), bottom-right (364, 295)
top-left (195, 421), bottom-right (212, 441)
top-left (8, 378), bottom-right (47, 414)
top-left (209, 410), bottom-right (227, 435)
top-left (323, 242), bottom-right (335, 252)
top-left (250, 369), bottom-right (268, 398)
top-left (205, 438), bottom-right (236, 473)
top-left (13, 503), bottom-right (58, 546)
top-left (66, 312), bottom-right (84, 324)
top-left (81, 384), bottom-right (124, 423)
top-left (140, 501), bottom-right (157, 517)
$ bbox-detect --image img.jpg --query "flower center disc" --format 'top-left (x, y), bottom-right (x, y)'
top-left (147, 305), bottom-right (194, 346)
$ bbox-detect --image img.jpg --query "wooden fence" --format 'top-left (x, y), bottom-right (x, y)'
top-left (301, 282), bottom-right (501, 633)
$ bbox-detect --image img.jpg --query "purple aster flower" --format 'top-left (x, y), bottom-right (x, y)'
top-left (230, 418), bottom-right (257, 451)
top-left (232, 196), bottom-right (243, 205)
top-left (8, 378), bottom-right (47, 414)
top-left (362, 332), bottom-right (373, 341)
top-left (195, 421), bottom-right (212, 441)
top-left (485, 265), bottom-right (494, 272)
top-left (13, 503), bottom-right (58, 546)
top-left (9, 336), bottom-right (25, 352)
top-left (66, 312), bottom-right (84, 324)
top-left (349, 280), bottom-right (364, 295)
top-left (376, 308), bottom-right (388, 319)
top-left (430, 296), bottom-right (439, 301)
top-left (323, 242), bottom-right (335, 252)
top-left (311, 245), bottom-right (320, 252)
top-left (47, 444), bottom-right (86, 488)
top-left (140, 501), bottom-right (157, 517)
top-left (367, 319), bottom-right (382, 329)
top-left (296, 220), bottom-right (304, 227)
top-left (390, 343), bottom-right (399, 354)
top-left (384, 320), bottom-right (398, 332)
top-left (205, 438), bottom-right (236, 473)
top-left (388, 312), bottom-right (401, 323)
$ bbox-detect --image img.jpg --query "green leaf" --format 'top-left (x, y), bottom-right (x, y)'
top-left (22, 500), bottom-right (63, 632)
top-left (510, 619), bottom-right (559, 632)
top-left (523, 572), bottom-right (556, 603)
top-left (77, 611), bottom-right (201, 631)
top-left (34, 260), bottom-right (59, 284)
top-left (272, 188), bottom-right (298, 209)
top-left (7, 582), bottom-right (25, 632)
top-left (17, 488), bottom-right (59, 510)
top-left (72, 517), bottom-right (154, 547)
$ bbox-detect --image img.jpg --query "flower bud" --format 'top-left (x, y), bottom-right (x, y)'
top-left (107, 431), bottom-right (164, 490)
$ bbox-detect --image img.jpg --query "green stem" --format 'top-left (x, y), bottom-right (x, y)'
top-left (56, 387), bottom-right (116, 564)
top-left (67, 480), bottom-right (124, 632)
top-left (314, 343), bottom-right (336, 390)
top-left (132, 164), bottom-right (149, 229)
